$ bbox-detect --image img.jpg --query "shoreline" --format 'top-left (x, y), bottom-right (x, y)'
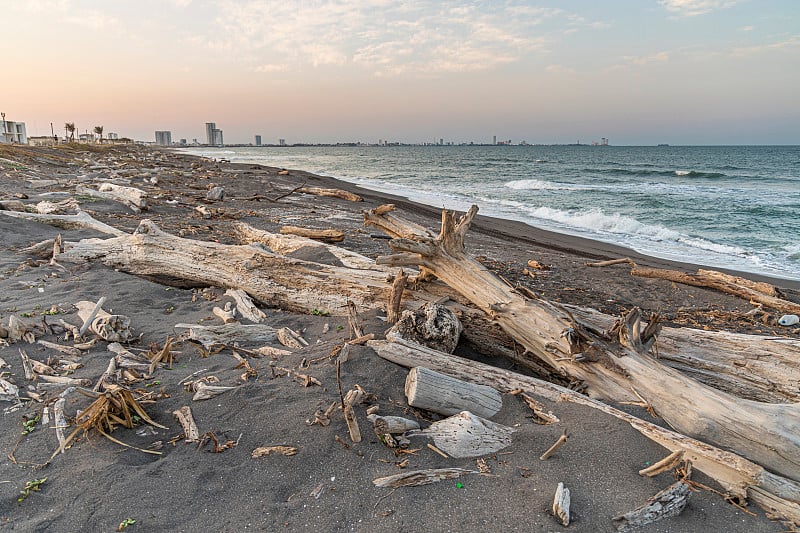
top-left (227, 156), bottom-right (800, 292)
top-left (181, 146), bottom-right (800, 288)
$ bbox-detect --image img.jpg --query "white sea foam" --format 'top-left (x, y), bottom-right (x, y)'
top-left (675, 170), bottom-right (691, 176)
top-left (528, 207), bottom-right (681, 240)
top-left (504, 179), bottom-right (582, 191)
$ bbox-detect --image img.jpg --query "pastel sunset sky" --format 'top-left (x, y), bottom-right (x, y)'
top-left (5, 0), bottom-right (799, 145)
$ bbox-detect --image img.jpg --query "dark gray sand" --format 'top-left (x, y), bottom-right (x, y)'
top-left (1, 144), bottom-right (798, 532)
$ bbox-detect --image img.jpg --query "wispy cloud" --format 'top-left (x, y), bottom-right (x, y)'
top-left (732, 35), bottom-right (800, 55)
top-left (199, 1), bottom-right (606, 77)
top-left (658, 0), bottom-right (740, 17)
top-left (623, 51), bottom-right (671, 66)
top-left (65, 10), bottom-right (118, 30)
top-left (738, 25), bottom-right (754, 32)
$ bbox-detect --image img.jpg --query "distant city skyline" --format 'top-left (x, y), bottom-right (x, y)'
top-left (4, 1), bottom-right (799, 145)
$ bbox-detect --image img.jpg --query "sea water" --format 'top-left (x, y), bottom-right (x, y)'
top-left (181, 145), bottom-right (800, 282)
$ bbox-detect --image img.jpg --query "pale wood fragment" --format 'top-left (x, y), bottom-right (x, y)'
top-left (224, 289), bottom-right (266, 323)
top-left (276, 327), bottom-right (307, 349)
top-left (405, 366), bottom-right (502, 418)
top-left (174, 323), bottom-right (277, 350)
top-left (18, 348), bottom-right (34, 380)
top-left (252, 445), bottom-right (298, 457)
top-left (212, 305), bottom-right (237, 324)
top-left (75, 299), bottom-right (132, 342)
top-left (373, 468), bottom-right (477, 488)
top-left (540, 431), bottom-right (568, 460)
top-left (53, 397), bottom-right (68, 453)
top-left (386, 270), bottom-right (408, 325)
top-left (76, 183), bottom-right (148, 213)
top-left (368, 415), bottom-right (420, 435)
top-left (552, 482), bottom-right (571, 526)
top-left (388, 302), bottom-right (462, 354)
top-left (37, 340), bottom-right (81, 358)
top-left (639, 450), bottom-right (685, 477)
top-left (613, 480), bottom-right (691, 531)
top-left (192, 381), bottom-right (237, 401)
top-left (412, 410), bottom-right (514, 458)
top-left (343, 388), bottom-right (366, 443)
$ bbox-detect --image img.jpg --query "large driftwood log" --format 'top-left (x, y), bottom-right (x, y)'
top-left (369, 337), bottom-right (800, 524)
top-left (298, 186), bottom-right (363, 202)
top-left (363, 205), bottom-right (800, 485)
top-left (58, 220), bottom-right (395, 316)
top-left (405, 366), bottom-right (502, 418)
top-left (0, 209), bottom-right (125, 236)
top-left (410, 410), bottom-right (514, 458)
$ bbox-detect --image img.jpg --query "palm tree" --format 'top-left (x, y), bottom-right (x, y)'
top-left (93, 125), bottom-right (104, 143)
top-left (65, 122), bottom-right (75, 142)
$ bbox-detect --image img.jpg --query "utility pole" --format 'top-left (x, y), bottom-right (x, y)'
top-left (1, 112), bottom-right (6, 143)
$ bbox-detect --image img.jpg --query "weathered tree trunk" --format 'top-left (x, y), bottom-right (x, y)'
top-left (363, 205), bottom-right (800, 484)
top-left (298, 186), bottom-right (363, 202)
top-left (76, 184), bottom-right (148, 213)
top-left (405, 366), bottom-right (502, 418)
top-left (0, 209), bottom-right (125, 236)
top-left (279, 225), bottom-right (344, 243)
top-left (368, 337), bottom-right (800, 524)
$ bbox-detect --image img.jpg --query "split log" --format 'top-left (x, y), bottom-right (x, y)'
top-left (405, 366), bottom-right (502, 418)
top-left (368, 337), bottom-right (800, 524)
top-left (76, 183), bottom-right (148, 213)
top-left (0, 209), bottom-right (125, 236)
top-left (298, 186), bottom-right (363, 202)
top-left (367, 415), bottom-right (420, 434)
top-left (364, 205), bottom-right (800, 484)
top-left (280, 226), bottom-right (344, 244)
top-left (410, 410), bottom-right (514, 458)
top-left (173, 323), bottom-right (277, 350)
top-left (613, 480), bottom-right (691, 531)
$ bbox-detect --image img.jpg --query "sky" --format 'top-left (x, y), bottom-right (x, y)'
top-left (4, 0), bottom-right (799, 145)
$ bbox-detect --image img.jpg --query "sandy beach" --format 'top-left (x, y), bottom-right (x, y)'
top-left (1, 143), bottom-right (798, 532)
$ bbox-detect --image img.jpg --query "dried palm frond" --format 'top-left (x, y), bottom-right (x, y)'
top-left (50, 385), bottom-right (168, 460)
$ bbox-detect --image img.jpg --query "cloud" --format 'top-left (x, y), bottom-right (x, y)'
top-left (65, 10), bottom-right (118, 30)
top-left (200, 0), bottom-right (606, 77)
top-left (658, 0), bottom-right (740, 17)
top-left (253, 64), bottom-right (289, 73)
top-left (732, 35), bottom-right (800, 55)
top-left (171, 0), bottom-right (193, 6)
top-left (545, 64), bottom-right (576, 74)
top-left (738, 25), bottom-right (754, 31)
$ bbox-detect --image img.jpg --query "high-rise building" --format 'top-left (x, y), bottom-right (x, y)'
top-left (279, 138), bottom-right (286, 146)
top-left (155, 131), bottom-right (172, 145)
top-left (214, 129), bottom-right (223, 146)
top-left (255, 135), bottom-right (262, 146)
top-left (205, 122), bottom-right (216, 145)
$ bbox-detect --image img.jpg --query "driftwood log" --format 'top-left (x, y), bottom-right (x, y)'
top-left (364, 205), bottom-right (800, 485)
top-left (279, 226), bottom-right (345, 243)
top-left (298, 186), bottom-right (363, 203)
top-left (0, 209), bottom-right (125, 236)
top-left (369, 337), bottom-right (800, 524)
top-left (405, 366), bottom-right (502, 418)
top-left (409, 410), bottom-right (514, 458)
top-left (76, 183), bottom-right (148, 213)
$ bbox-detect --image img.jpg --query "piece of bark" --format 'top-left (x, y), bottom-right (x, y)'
top-left (0, 209), bottom-right (125, 236)
top-left (388, 302), bottom-right (462, 354)
top-left (53, 396), bottom-right (68, 453)
top-left (18, 349), bottom-right (34, 380)
top-left (36, 198), bottom-right (79, 215)
top-left (364, 205), bottom-right (800, 484)
top-left (279, 226), bottom-right (345, 243)
top-left (224, 289), bottom-right (266, 323)
top-left (252, 345), bottom-right (292, 358)
top-left (297, 186), bottom-right (363, 202)
top-left (173, 406), bottom-right (200, 443)
top-left (519, 393), bottom-right (560, 425)
top-left (553, 482), bottom-right (571, 526)
top-left (369, 337), bottom-right (800, 523)
top-left (8, 316), bottom-right (35, 344)
top-left (195, 205), bottom-right (211, 219)
top-left (405, 366), bottom-right (502, 418)
top-left (174, 323), bottom-right (277, 350)
top-left (276, 327), bottom-right (307, 349)
top-left (614, 480), bottom-right (691, 531)
top-left (77, 297), bottom-right (107, 338)
top-left (373, 468), bottom-right (478, 488)
top-left (411, 411), bottom-right (514, 459)
top-left (252, 446), bottom-right (298, 457)
top-left (192, 381), bottom-right (237, 401)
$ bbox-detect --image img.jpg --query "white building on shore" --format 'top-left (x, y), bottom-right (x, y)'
top-left (155, 130), bottom-right (172, 146)
top-left (205, 122), bottom-right (223, 146)
top-left (0, 118), bottom-right (27, 144)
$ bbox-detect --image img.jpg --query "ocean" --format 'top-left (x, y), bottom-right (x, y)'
top-left (180, 145), bottom-right (800, 282)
